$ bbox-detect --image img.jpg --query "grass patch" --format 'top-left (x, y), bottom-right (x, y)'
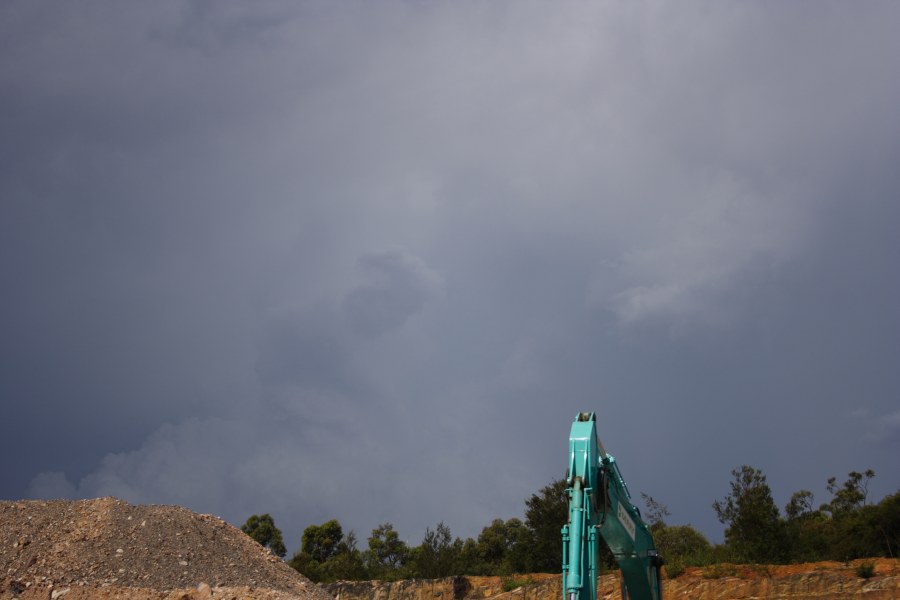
top-left (501, 576), bottom-right (533, 592)
top-left (702, 563), bottom-right (738, 579)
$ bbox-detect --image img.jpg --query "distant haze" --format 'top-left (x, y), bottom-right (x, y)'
top-left (2, 1), bottom-right (899, 553)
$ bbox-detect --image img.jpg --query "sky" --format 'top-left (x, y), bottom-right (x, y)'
top-left (2, 1), bottom-right (899, 554)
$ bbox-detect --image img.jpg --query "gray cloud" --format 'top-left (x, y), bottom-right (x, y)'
top-left (4, 1), bottom-right (900, 550)
top-left (344, 250), bottom-right (444, 337)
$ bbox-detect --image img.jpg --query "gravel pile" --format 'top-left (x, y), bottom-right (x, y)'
top-left (0, 497), bottom-right (332, 600)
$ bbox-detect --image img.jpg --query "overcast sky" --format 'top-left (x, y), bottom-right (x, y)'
top-left (2, 1), bottom-right (899, 554)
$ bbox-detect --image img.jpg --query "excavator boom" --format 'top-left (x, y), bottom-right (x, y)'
top-left (561, 413), bottom-right (663, 600)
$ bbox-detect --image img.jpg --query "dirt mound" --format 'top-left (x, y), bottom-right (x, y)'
top-left (0, 497), bottom-right (331, 600)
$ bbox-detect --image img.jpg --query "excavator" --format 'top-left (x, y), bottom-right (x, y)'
top-left (562, 412), bottom-right (664, 600)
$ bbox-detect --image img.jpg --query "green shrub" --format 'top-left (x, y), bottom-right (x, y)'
top-left (856, 561), bottom-right (876, 579)
top-left (702, 563), bottom-right (737, 579)
top-left (664, 558), bottom-right (685, 579)
top-left (501, 576), bottom-right (533, 592)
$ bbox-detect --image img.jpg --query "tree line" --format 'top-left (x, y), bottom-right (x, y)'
top-left (241, 478), bottom-right (568, 583)
top-left (708, 466), bottom-right (898, 566)
top-left (241, 466), bottom-right (899, 582)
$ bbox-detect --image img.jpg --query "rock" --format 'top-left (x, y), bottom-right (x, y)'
top-left (196, 582), bottom-right (212, 599)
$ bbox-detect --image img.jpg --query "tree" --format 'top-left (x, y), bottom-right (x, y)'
top-left (302, 519), bottom-right (344, 563)
top-left (365, 523), bottom-right (409, 579)
top-left (289, 550), bottom-right (322, 582)
top-left (322, 530), bottom-right (367, 581)
top-left (468, 518), bottom-right (529, 575)
top-left (823, 470), bottom-right (875, 517)
top-left (241, 513), bottom-right (287, 558)
top-left (872, 492), bottom-right (900, 558)
top-left (713, 465), bottom-right (787, 563)
top-left (290, 519), bottom-right (348, 582)
top-left (479, 519), bottom-right (521, 564)
top-left (504, 518), bottom-right (533, 574)
top-left (652, 524), bottom-right (711, 562)
top-left (290, 521), bottom-right (370, 583)
top-left (641, 493), bottom-right (671, 531)
top-left (783, 490), bottom-right (828, 562)
top-left (785, 490), bottom-right (816, 521)
top-left (411, 522), bottom-right (460, 578)
top-left (524, 478), bottom-right (568, 572)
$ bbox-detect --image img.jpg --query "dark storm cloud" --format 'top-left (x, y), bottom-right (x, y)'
top-left (256, 307), bottom-right (358, 393)
top-left (344, 251), bottom-right (444, 337)
top-left (4, 1), bottom-right (900, 551)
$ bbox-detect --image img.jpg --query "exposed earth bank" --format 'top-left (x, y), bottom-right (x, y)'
top-left (325, 560), bottom-right (900, 600)
top-left (0, 498), bottom-right (331, 600)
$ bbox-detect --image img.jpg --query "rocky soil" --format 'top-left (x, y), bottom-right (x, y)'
top-left (326, 561), bottom-right (900, 600)
top-left (0, 497), bottom-right (332, 600)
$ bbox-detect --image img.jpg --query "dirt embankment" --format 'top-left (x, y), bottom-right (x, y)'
top-left (325, 560), bottom-right (900, 600)
top-left (0, 497), bottom-right (331, 600)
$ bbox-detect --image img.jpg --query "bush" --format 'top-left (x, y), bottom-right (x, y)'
top-left (653, 525), bottom-right (711, 562)
top-left (702, 564), bottom-right (737, 579)
top-left (664, 558), bottom-right (685, 579)
top-left (453, 576), bottom-right (472, 599)
top-left (501, 576), bottom-right (533, 592)
top-left (856, 561), bottom-right (876, 579)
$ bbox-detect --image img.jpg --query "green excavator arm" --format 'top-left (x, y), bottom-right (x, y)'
top-left (561, 412), bottom-right (663, 600)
